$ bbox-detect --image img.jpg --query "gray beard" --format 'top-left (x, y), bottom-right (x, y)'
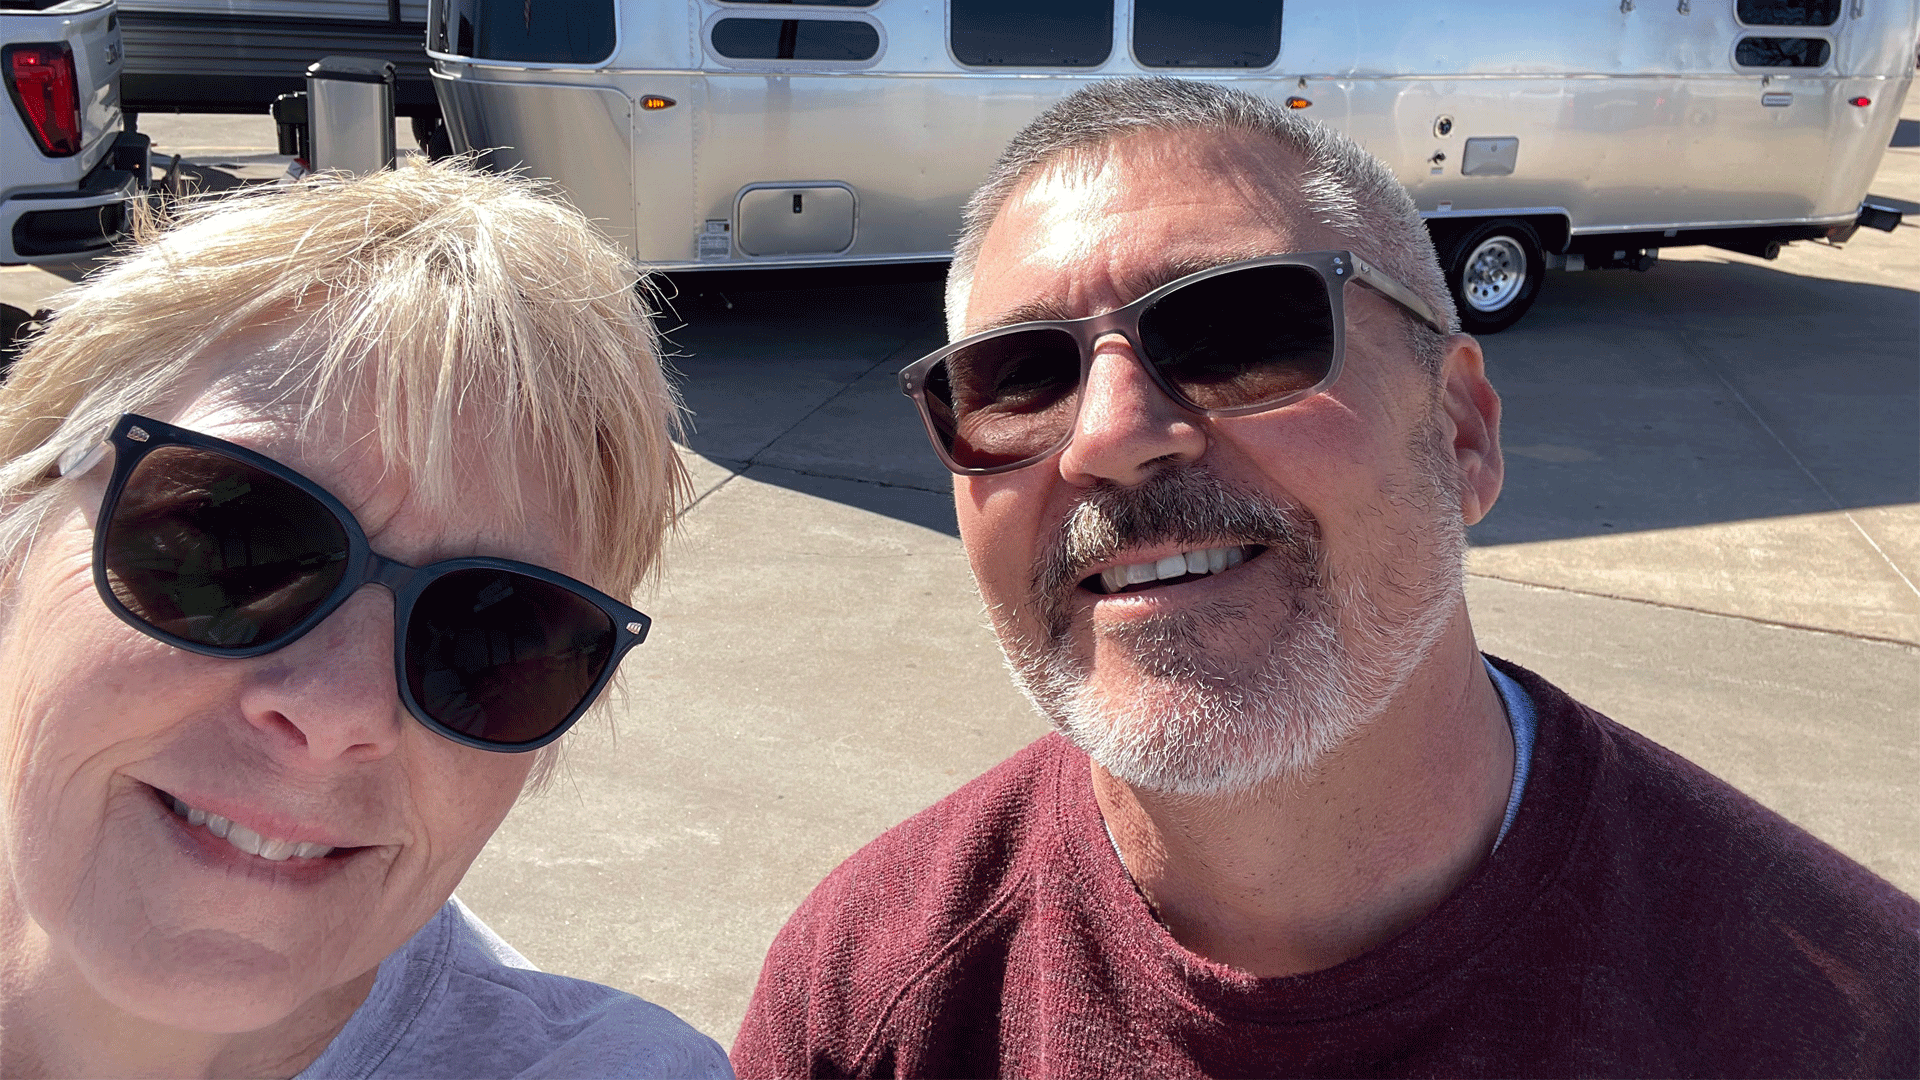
top-left (993, 455), bottom-right (1465, 798)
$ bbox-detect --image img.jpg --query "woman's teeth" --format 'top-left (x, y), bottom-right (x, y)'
top-left (1098, 545), bottom-right (1253, 594)
top-left (168, 796), bottom-right (333, 861)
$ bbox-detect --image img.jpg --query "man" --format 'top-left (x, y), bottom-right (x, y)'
top-left (733, 78), bottom-right (1918, 1078)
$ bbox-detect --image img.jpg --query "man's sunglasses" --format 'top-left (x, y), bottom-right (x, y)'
top-left (898, 251), bottom-right (1448, 475)
top-left (60, 414), bottom-right (650, 752)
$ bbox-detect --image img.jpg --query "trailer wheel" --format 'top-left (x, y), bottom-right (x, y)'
top-left (1441, 219), bottom-right (1544, 334)
top-left (411, 115), bottom-right (455, 161)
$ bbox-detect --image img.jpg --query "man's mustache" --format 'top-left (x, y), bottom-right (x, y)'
top-left (1032, 467), bottom-right (1324, 599)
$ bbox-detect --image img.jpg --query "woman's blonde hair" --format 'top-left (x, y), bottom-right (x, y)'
top-left (0, 158), bottom-right (690, 605)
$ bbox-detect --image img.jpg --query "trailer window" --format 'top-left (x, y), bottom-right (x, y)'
top-left (1133, 1), bottom-right (1280, 68)
top-left (1736, 0), bottom-right (1841, 26)
top-left (436, 0), bottom-right (615, 63)
top-left (951, 0), bottom-right (1112, 67)
top-left (712, 17), bottom-right (880, 61)
top-left (1734, 36), bottom-right (1831, 66)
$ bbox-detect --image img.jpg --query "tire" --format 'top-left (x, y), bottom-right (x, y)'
top-left (411, 115), bottom-right (455, 161)
top-left (1439, 218), bottom-right (1545, 334)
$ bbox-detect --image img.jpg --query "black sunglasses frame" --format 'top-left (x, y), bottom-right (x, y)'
top-left (70, 413), bottom-right (651, 753)
top-left (898, 251), bottom-right (1449, 476)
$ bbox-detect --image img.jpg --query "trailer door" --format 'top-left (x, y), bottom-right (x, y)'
top-left (1701, 0), bottom-right (1849, 223)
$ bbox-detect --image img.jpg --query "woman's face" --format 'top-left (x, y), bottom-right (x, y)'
top-left (0, 358), bottom-right (568, 1033)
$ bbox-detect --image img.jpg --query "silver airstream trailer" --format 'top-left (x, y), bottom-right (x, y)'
top-left (425, 0), bottom-right (1916, 330)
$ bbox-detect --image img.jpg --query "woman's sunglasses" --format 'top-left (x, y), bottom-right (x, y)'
top-left (60, 414), bottom-right (649, 752)
top-left (898, 251), bottom-right (1448, 475)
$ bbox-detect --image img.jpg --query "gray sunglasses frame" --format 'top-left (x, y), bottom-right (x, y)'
top-left (898, 251), bottom-right (1448, 476)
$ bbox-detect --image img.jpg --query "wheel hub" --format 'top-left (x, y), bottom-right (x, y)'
top-left (1462, 236), bottom-right (1527, 313)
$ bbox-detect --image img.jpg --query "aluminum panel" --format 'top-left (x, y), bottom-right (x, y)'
top-left (1461, 137), bottom-right (1518, 177)
top-left (737, 184), bottom-right (855, 256)
top-left (434, 74), bottom-right (636, 247)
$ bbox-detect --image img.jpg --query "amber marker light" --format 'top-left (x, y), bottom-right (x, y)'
top-left (641, 95), bottom-right (676, 110)
top-left (1286, 96), bottom-right (1312, 109)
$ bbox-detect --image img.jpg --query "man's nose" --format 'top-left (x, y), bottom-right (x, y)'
top-left (1056, 334), bottom-right (1207, 487)
top-left (235, 587), bottom-right (406, 765)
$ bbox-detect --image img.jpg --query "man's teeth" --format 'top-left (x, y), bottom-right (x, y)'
top-left (169, 796), bottom-right (333, 861)
top-left (1099, 545), bottom-right (1250, 594)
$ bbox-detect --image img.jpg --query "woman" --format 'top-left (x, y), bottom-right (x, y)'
top-left (0, 162), bottom-right (728, 1078)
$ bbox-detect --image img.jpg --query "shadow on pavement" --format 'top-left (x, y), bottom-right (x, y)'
top-left (1474, 255), bottom-right (1917, 546)
top-left (660, 255), bottom-right (1916, 550)
top-left (658, 273), bottom-right (957, 529)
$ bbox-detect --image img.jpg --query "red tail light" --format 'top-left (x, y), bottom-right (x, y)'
top-left (4, 43), bottom-right (82, 157)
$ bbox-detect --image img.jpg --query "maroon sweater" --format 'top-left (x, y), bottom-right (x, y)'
top-left (734, 659), bottom-right (1919, 1078)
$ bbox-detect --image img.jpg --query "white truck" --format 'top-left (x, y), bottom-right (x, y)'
top-left (2, 0), bottom-right (147, 364)
top-left (1, 0), bottom-right (147, 267)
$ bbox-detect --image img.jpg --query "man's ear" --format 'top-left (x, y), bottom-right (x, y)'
top-left (1436, 333), bottom-right (1503, 526)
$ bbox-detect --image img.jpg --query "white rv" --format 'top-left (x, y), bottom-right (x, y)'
top-left (425, 0), bottom-right (1916, 329)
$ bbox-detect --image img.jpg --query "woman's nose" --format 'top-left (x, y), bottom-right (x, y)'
top-left (235, 587), bottom-right (406, 765)
top-left (1057, 335), bottom-right (1208, 487)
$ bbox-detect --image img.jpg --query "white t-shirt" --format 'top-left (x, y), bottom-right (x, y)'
top-left (296, 899), bottom-right (730, 1079)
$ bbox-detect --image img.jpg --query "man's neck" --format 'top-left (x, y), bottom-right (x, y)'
top-left (1090, 629), bottom-right (1514, 978)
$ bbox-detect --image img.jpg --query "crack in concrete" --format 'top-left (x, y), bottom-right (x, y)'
top-left (1467, 570), bottom-right (1920, 649)
top-left (675, 320), bottom-right (947, 519)
top-left (740, 462), bottom-right (947, 496)
top-left (1655, 286), bottom-right (1920, 603)
top-left (740, 326), bottom-right (938, 465)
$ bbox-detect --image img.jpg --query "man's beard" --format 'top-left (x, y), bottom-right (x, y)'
top-left (990, 432), bottom-right (1467, 798)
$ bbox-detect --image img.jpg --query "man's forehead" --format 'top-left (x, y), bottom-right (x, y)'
top-left (978, 247), bottom-right (1279, 331)
top-left (969, 128), bottom-right (1329, 330)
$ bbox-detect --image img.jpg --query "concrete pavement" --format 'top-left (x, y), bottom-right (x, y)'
top-left (2, 101), bottom-right (1914, 1048)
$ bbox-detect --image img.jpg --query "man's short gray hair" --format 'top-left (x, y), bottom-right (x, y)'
top-left (946, 77), bottom-right (1457, 368)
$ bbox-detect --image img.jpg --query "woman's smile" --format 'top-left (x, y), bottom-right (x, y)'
top-left (134, 778), bottom-right (382, 887)
top-left (154, 785), bottom-right (349, 862)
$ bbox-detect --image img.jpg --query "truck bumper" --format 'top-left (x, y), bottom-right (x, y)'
top-left (1, 132), bottom-right (149, 265)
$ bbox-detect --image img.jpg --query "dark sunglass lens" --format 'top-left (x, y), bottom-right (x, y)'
top-left (406, 569), bottom-right (616, 746)
top-left (103, 446), bottom-right (350, 649)
top-left (925, 327), bottom-right (1081, 470)
top-left (1138, 265), bottom-right (1337, 411)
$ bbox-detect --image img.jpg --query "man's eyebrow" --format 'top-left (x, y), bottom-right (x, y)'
top-left (974, 298), bottom-right (1080, 333)
top-left (1115, 249), bottom-right (1274, 303)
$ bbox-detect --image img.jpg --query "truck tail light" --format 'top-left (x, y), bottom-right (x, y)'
top-left (4, 43), bottom-right (82, 157)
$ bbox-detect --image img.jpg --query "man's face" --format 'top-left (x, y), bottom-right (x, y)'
top-left (954, 129), bottom-right (1499, 796)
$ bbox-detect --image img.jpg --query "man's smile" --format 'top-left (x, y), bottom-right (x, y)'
top-left (1081, 544), bottom-right (1267, 595)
